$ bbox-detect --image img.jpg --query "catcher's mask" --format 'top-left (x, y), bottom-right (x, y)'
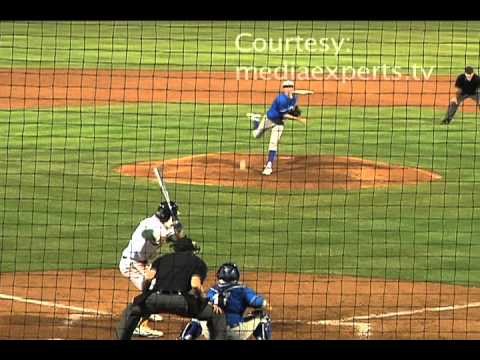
top-left (155, 201), bottom-right (178, 222)
top-left (217, 262), bottom-right (240, 283)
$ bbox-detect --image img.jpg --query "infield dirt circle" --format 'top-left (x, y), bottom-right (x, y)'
top-left (115, 153), bottom-right (441, 191)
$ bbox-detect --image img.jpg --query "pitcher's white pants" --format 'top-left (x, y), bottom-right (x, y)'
top-left (252, 116), bottom-right (284, 152)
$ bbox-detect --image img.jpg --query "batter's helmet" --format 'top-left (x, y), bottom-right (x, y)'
top-left (216, 262), bottom-right (240, 283)
top-left (155, 201), bottom-right (178, 222)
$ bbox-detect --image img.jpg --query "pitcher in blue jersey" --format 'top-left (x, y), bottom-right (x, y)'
top-left (179, 262), bottom-right (273, 340)
top-left (250, 80), bottom-right (305, 176)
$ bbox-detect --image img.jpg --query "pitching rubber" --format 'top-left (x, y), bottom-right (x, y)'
top-left (239, 160), bottom-right (247, 170)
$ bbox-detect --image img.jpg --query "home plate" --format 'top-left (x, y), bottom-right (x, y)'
top-left (63, 313), bottom-right (98, 326)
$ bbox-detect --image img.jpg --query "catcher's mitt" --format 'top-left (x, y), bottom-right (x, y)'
top-left (288, 106), bottom-right (301, 117)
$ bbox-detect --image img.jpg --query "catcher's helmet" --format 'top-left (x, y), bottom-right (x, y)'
top-left (155, 201), bottom-right (178, 222)
top-left (216, 262), bottom-right (240, 283)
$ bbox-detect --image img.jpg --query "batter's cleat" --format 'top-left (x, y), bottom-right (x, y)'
top-left (262, 166), bottom-right (273, 176)
top-left (441, 117), bottom-right (452, 125)
top-left (149, 314), bottom-right (163, 322)
top-left (133, 325), bottom-right (164, 338)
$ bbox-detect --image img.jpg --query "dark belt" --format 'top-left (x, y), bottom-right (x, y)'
top-left (122, 256), bottom-right (146, 264)
top-left (156, 289), bottom-right (184, 296)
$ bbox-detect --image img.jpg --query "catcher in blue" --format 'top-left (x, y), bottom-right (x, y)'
top-left (249, 80), bottom-right (306, 176)
top-left (179, 262), bottom-right (273, 340)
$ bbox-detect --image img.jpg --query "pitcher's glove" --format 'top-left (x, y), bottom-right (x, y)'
top-left (288, 106), bottom-right (301, 117)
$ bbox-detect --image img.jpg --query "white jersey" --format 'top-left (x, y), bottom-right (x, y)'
top-left (121, 215), bottom-right (175, 263)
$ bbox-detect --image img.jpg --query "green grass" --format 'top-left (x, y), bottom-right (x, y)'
top-left (0, 21), bottom-right (479, 73)
top-left (1, 21), bottom-right (480, 288)
top-left (1, 103), bottom-right (480, 286)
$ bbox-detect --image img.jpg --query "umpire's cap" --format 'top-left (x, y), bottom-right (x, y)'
top-left (172, 237), bottom-right (201, 253)
top-left (465, 66), bottom-right (475, 74)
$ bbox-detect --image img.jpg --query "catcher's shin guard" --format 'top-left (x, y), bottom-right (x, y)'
top-left (179, 319), bottom-right (203, 340)
top-left (253, 315), bottom-right (272, 340)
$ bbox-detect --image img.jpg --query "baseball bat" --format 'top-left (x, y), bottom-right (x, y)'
top-left (153, 167), bottom-right (178, 223)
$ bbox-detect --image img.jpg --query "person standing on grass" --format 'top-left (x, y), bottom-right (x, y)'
top-left (442, 66), bottom-right (480, 125)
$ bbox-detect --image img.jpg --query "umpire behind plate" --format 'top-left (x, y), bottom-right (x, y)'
top-left (116, 238), bottom-right (227, 340)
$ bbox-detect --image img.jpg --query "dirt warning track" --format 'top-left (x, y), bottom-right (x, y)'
top-left (0, 69), bottom-right (478, 112)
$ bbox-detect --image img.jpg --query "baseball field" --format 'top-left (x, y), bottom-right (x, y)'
top-left (1, 21), bottom-right (480, 339)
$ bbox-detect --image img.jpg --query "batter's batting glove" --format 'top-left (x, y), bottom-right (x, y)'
top-left (166, 234), bottom-right (177, 244)
top-left (174, 222), bottom-right (186, 240)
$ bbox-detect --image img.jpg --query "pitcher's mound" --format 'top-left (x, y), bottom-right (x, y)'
top-left (115, 153), bottom-right (442, 191)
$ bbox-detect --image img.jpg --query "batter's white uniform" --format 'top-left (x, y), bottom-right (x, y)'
top-left (119, 215), bottom-right (175, 290)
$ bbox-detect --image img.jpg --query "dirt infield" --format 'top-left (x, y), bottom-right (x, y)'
top-left (0, 69), bottom-right (479, 112)
top-left (115, 153), bottom-right (442, 191)
top-left (1, 269), bottom-right (480, 340)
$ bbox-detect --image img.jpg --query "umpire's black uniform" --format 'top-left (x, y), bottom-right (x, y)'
top-left (116, 238), bottom-right (227, 340)
top-left (443, 67), bottom-right (480, 124)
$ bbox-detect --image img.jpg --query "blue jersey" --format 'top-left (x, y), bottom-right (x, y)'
top-left (266, 94), bottom-right (298, 124)
top-left (207, 282), bottom-right (265, 328)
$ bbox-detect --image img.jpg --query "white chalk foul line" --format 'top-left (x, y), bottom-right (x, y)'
top-left (311, 301), bottom-right (480, 324)
top-left (274, 318), bottom-right (371, 337)
top-left (0, 293), bottom-right (112, 317)
top-left (306, 301), bottom-right (480, 337)
top-left (311, 320), bottom-right (371, 337)
top-left (63, 313), bottom-right (103, 326)
top-left (4, 292), bottom-right (480, 338)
